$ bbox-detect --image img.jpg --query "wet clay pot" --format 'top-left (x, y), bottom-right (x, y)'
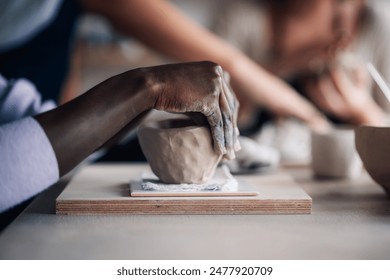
top-left (355, 125), bottom-right (390, 196)
top-left (138, 118), bottom-right (222, 184)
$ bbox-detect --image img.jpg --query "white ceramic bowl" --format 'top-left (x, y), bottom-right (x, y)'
top-left (355, 125), bottom-right (390, 195)
top-left (138, 118), bottom-right (222, 184)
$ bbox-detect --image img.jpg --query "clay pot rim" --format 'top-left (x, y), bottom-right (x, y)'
top-left (355, 125), bottom-right (390, 155)
top-left (356, 125), bottom-right (390, 131)
top-left (355, 125), bottom-right (390, 141)
top-left (355, 124), bottom-right (390, 195)
top-left (312, 125), bottom-right (359, 137)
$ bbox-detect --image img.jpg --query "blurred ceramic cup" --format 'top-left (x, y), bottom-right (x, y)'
top-left (138, 117), bottom-right (222, 184)
top-left (311, 126), bottom-right (363, 179)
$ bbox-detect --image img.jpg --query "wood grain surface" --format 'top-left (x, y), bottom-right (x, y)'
top-left (56, 164), bottom-right (311, 215)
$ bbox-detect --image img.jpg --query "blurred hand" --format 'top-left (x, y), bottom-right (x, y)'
top-left (304, 61), bottom-right (385, 125)
top-left (149, 61), bottom-right (240, 159)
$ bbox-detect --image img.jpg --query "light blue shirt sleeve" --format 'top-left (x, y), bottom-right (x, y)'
top-left (0, 75), bottom-right (56, 124)
top-left (0, 117), bottom-right (59, 212)
top-left (0, 75), bottom-right (59, 212)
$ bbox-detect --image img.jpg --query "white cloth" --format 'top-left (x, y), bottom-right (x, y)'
top-left (139, 165), bottom-right (238, 192)
top-left (0, 75), bottom-right (59, 212)
top-left (0, 0), bottom-right (62, 52)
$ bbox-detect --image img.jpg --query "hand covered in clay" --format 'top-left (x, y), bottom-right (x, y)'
top-left (304, 60), bottom-right (385, 125)
top-left (36, 61), bottom-right (240, 176)
top-left (150, 61), bottom-right (240, 159)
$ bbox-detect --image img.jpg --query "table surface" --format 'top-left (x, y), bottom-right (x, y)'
top-left (1, 163), bottom-right (390, 260)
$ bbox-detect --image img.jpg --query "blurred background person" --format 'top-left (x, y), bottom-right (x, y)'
top-left (213, 0), bottom-right (390, 162)
top-left (0, 0), bottom-right (329, 133)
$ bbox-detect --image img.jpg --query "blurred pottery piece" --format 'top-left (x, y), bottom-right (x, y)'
top-left (311, 126), bottom-right (362, 179)
top-left (225, 136), bottom-right (280, 174)
top-left (138, 118), bottom-right (222, 184)
top-left (355, 126), bottom-right (390, 195)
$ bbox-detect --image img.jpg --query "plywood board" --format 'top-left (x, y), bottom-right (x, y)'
top-left (56, 164), bottom-right (312, 215)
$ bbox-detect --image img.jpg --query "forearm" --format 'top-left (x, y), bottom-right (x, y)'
top-left (83, 0), bottom-right (235, 64)
top-left (35, 69), bottom-right (156, 176)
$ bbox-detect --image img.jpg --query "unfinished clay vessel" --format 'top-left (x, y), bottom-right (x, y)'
top-left (355, 126), bottom-right (390, 195)
top-left (138, 118), bottom-right (222, 184)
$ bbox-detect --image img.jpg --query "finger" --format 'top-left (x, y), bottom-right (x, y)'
top-left (305, 78), bottom-right (332, 112)
top-left (221, 71), bottom-right (240, 151)
top-left (216, 66), bottom-right (238, 155)
top-left (233, 97), bottom-right (241, 151)
top-left (221, 70), bottom-right (236, 113)
top-left (352, 63), bottom-right (369, 88)
top-left (223, 70), bottom-right (231, 84)
top-left (215, 67), bottom-right (234, 159)
top-left (219, 86), bottom-right (235, 160)
top-left (318, 74), bottom-right (345, 114)
top-left (204, 105), bottom-right (226, 156)
top-left (304, 78), bottom-right (319, 102)
top-left (329, 67), bottom-right (354, 99)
